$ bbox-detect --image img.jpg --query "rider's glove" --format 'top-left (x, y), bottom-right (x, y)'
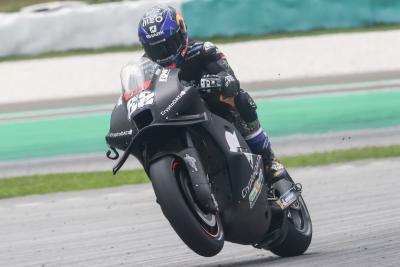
top-left (221, 74), bottom-right (239, 97)
top-left (200, 74), bottom-right (223, 90)
top-left (200, 73), bottom-right (239, 97)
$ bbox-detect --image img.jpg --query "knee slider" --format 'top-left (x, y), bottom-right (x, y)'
top-left (234, 91), bottom-right (258, 122)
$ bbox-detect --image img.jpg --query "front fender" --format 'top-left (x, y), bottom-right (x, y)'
top-left (150, 147), bottom-right (217, 213)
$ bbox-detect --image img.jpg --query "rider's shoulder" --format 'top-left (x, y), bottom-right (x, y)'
top-left (186, 40), bottom-right (221, 59)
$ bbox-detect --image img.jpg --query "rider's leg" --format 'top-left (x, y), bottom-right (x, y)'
top-left (231, 90), bottom-right (290, 184)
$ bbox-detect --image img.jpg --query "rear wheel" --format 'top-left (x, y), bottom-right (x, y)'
top-left (149, 156), bottom-right (224, 257)
top-left (270, 195), bottom-right (312, 257)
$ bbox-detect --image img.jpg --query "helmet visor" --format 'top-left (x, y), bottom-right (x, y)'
top-left (144, 30), bottom-right (185, 63)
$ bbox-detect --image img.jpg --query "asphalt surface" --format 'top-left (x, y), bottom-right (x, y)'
top-left (1, 158), bottom-right (399, 266)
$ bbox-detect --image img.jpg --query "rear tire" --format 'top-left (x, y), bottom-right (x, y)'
top-left (149, 156), bottom-right (224, 257)
top-left (270, 195), bottom-right (312, 257)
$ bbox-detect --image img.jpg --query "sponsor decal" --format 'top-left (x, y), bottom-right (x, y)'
top-left (142, 15), bottom-right (163, 26)
top-left (108, 129), bottom-right (133, 138)
top-left (249, 170), bottom-right (264, 208)
top-left (184, 154), bottom-right (198, 173)
top-left (271, 161), bottom-right (284, 171)
top-left (127, 91), bottom-right (155, 117)
top-left (276, 187), bottom-right (298, 210)
top-left (225, 130), bottom-right (241, 152)
top-left (159, 68), bottom-right (170, 82)
top-left (241, 156), bottom-right (261, 199)
top-left (160, 91), bottom-right (186, 116)
top-left (224, 75), bottom-right (235, 88)
top-left (241, 155), bottom-right (264, 208)
top-left (149, 25), bottom-right (157, 33)
top-left (271, 161), bottom-right (286, 177)
top-left (244, 152), bottom-right (254, 167)
top-left (146, 31), bottom-right (164, 39)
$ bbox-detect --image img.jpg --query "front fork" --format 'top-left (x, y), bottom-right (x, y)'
top-left (148, 130), bottom-right (218, 213)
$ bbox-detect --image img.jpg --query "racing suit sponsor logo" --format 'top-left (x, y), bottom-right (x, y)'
top-left (160, 91), bottom-right (186, 116)
top-left (186, 50), bottom-right (201, 60)
top-left (224, 75), bottom-right (235, 88)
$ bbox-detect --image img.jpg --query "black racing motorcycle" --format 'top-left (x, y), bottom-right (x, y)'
top-left (105, 57), bottom-right (312, 257)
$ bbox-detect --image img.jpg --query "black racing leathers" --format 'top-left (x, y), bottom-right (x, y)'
top-left (176, 40), bottom-right (261, 139)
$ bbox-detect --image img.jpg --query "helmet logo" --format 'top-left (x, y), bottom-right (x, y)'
top-left (149, 25), bottom-right (157, 33)
top-left (142, 15), bottom-right (163, 26)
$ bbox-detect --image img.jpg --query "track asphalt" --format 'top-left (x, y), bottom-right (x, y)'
top-left (1, 158), bottom-right (399, 266)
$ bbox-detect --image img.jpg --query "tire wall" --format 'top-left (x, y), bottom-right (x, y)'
top-left (182, 0), bottom-right (400, 38)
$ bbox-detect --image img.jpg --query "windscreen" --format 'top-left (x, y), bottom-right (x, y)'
top-left (120, 57), bottom-right (161, 100)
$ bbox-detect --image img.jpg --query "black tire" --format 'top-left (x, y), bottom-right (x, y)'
top-left (149, 156), bottom-right (224, 257)
top-left (270, 195), bottom-right (312, 257)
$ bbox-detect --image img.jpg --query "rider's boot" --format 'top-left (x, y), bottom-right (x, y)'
top-left (244, 128), bottom-right (290, 186)
top-left (228, 92), bottom-right (300, 209)
top-left (245, 127), bottom-right (302, 210)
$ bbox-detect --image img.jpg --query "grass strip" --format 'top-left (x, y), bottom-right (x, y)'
top-left (0, 169), bottom-right (149, 199)
top-left (1, 145), bottom-right (400, 199)
top-left (2, 23), bottom-right (400, 62)
top-left (282, 145), bottom-right (400, 168)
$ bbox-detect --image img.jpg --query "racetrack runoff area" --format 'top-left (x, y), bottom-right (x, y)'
top-left (1, 82), bottom-right (400, 161)
top-left (1, 30), bottom-right (400, 172)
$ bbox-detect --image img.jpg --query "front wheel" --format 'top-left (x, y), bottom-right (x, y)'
top-left (270, 195), bottom-right (312, 257)
top-left (149, 156), bottom-right (224, 257)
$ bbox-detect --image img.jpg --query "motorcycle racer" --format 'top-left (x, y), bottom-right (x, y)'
top-left (138, 6), bottom-right (288, 186)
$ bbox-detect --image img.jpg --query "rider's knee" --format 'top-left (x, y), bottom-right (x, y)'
top-left (234, 90), bottom-right (258, 123)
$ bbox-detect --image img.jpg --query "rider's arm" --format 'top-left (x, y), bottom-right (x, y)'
top-left (201, 42), bottom-right (240, 98)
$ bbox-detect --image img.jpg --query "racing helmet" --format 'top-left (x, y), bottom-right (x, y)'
top-left (138, 6), bottom-right (188, 66)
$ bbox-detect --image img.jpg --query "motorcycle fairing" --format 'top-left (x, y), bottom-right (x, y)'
top-left (200, 114), bottom-right (271, 244)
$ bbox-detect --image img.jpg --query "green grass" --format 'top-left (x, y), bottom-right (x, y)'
top-left (2, 23), bottom-right (400, 62)
top-left (0, 169), bottom-right (149, 199)
top-left (281, 145), bottom-right (400, 168)
top-left (1, 145), bottom-right (400, 199)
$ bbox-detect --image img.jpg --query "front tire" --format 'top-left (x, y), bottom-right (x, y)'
top-left (149, 156), bottom-right (224, 257)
